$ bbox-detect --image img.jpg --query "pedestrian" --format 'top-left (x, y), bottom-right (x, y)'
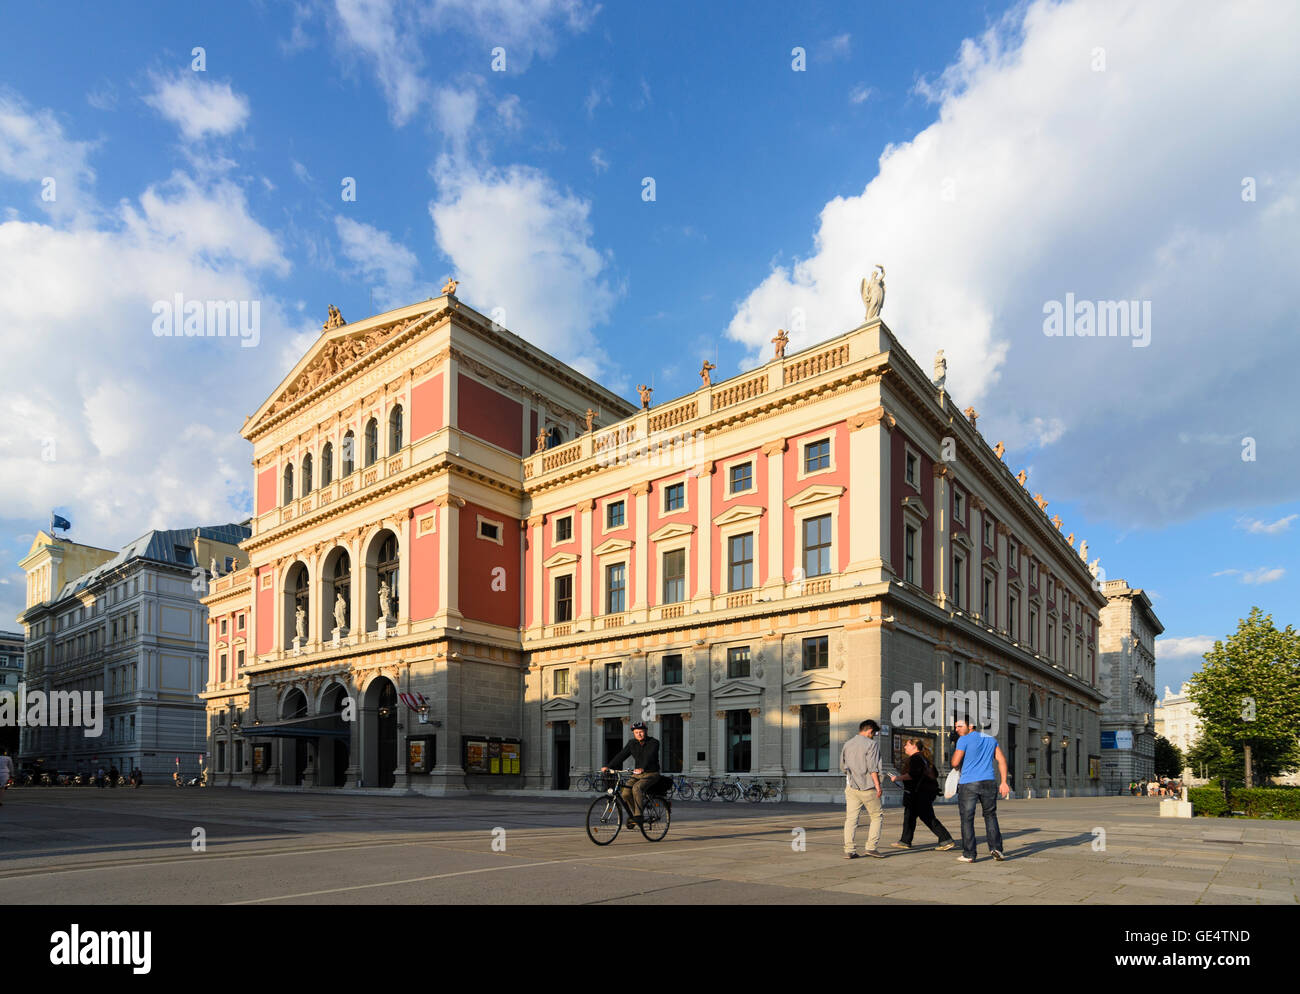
top-left (108, 764), bottom-right (120, 788)
top-left (0, 749), bottom-right (13, 806)
top-left (951, 717), bottom-right (1010, 863)
top-left (131, 767), bottom-right (142, 788)
top-left (888, 737), bottom-right (954, 851)
top-left (1128, 780), bottom-right (1137, 796)
top-left (840, 719), bottom-right (886, 859)
top-left (96, 766), bottom-right (106, 788)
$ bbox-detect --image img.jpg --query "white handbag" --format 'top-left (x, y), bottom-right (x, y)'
top-left (943, 768), bottom-right (960, 799)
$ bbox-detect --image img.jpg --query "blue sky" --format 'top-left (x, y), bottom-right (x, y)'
top-left (1, 0), bottom-right (1296, 693)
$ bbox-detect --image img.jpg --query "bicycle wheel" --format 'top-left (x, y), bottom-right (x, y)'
top-left (586, 795), bottom-right (623, 845)
top-left (696, 784), bottom-right (716, 802)
top-left (745, 782), bottom-right (764, 802)
top-left (676, 779), bottom-right (694, 801)
top-left (719, 783), bottom-right (741, 802)
top-left (639, 797), bottom-right (671, 842)
top-left (576, 773), bottom-right (593, 792)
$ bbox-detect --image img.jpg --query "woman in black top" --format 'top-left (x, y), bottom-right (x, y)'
top-left (888, 738), bottom-right (954, 849)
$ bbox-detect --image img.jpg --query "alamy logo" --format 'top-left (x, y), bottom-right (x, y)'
top-left (151, 293), bottom-right (261, 348)
top-left (50, 925), bottom-right (151, 974)
top-left (0, 683), bottom-right (103, 737)
top-left (889, 684), bottom-right (1001, 734)
top-left (1042, 293), bottom-right (1150, 348)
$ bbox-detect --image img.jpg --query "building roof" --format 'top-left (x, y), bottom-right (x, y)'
top-left (55, 523), bottom-right (251, 601)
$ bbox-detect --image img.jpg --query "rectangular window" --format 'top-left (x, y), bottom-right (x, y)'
top-left (1008, 540), bottom-right (1018, 567)
top-left (553, 668), bottom-right (569, 695)
top-left (1030, 609), bottom-right (1038, 649)
top-left (953, 555), bottom-right (964, 609)
top-left (220, 619), bottom-right (228, 635)
top-left (235, 741), bottom-right (244, 772)
top-left (238, 613), bottom-right (245, 629)
top-left (804, 438), bottom-right (830, 473)
top-left (802, 514), bottom-right (832, 578)
top-left (983, 520), bottom-right (994, 548)
top-left (236, 649), bottom-right (245, 671)
top-left (1009, 595), bottom-right (1018, 639)
top-left (1048, 623), bottom-right (1055, 659)
top-left (555, 516), bottom-right (573, 542)
top-left (478, 520), bottom-right (500, 542)
top-left (662, 549), bottom-right (686, 604)
top-left (802, 635), bottom-right (829, 670)
top-left (605, 563), bottom-right (626, 614)
top-left (662, 654), bottom-right (683, 685)
top-left (726, 710), bottom-right (752, 772)
top-left (729, 462), bottom-right (753, 493)
top-left (660, 713), bottom-right (684, 773)
top-left (904, 525), bottom-right (917, 585)
top-left (219, 654), bottom-right (227, 683)
top-left (728, 533), bottom-right (754, 591)
top-left (905, 450), bottom-right (918, 487)
top-left (554, 574), bottom-right (573, 622)
top-left (606, 500), bottom-right (625, 528)
top-left (727, 646), bottom-right (751, 679)
top-left (983, 577), bottom-right (992, 620)
top-left (217, 741), bottom-right (227, 774)
top-left (605, 662), bottom-right (622, 691)
top-left (800, 704), bottom-right (830, 771)
top-left (954, 490), bottom-right (965, 522)
top-left (664, 482), bottom-right (685, 512)
top-left (1030, 562), bottom-right (1039, 586)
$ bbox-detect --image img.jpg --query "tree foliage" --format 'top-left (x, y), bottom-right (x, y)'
top-left (1186, 608), bottom-right (1300, 784)
top-left (1153, 735), bottom-right (1184, 778)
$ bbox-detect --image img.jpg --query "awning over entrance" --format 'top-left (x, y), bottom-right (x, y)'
top-left (242, 715), bottom-right (350, 741)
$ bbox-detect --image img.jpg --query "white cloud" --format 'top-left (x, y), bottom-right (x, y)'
top-left (0, 94), bottom-right (97, 221)
top-left (334, 215), bottom-right (422, 309)
top-left (1213, 566), bottom-right (1286, 584)
top-left (816, 34), bottom-right (851, 62)
top-left (1155, 636), bottom-right (1215, 661)
top-left (143, 72), bottom-right (250, 141)
top-left (590, 148), bottom-right (609, 173)
top-left (433, 84), bottom-right (480, 154)
top-left (584, 80), bottom-right (609, 119)
top-left (429, 162), bottom-right (620, 379)
top-left (849, 85), bottom-right (874, 104)
top-left (1237, 513), bottom-right (1297, 535)
top-left (291, 159), bottom-right (312, 183)
top-left (497, 94), bottom-right (523, 130)
top-left (724, 0), bottom-right (1300, 525)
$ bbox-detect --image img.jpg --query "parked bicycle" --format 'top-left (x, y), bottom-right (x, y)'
top-left (585, 771), bottom-right (672, 845)
top-left (695, 776), bottom-right (741, 803)
top-left (576, 771), bottom-right (617, 793)
top-left (669, 775), bottom-right (695, 801)
top-left (744, 777), bottom-right (785, 802)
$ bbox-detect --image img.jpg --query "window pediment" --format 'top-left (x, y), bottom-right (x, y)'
top-left (542, 695), bottom-right (578, 713)
top-left (786, 484), bottom-right (845, 509)
top-left (783, 672), bottom-right (846, 693)
top-left (712, 504), bottom-right (764, 527)
top-left (900, 495), bottom-right (928, 521)
top-left (651, 686), bottom-right (693, 704)
top-left (543, 551), bottom-right (580, 568)
top-left (593, 538), bottom-right (634, 556)
top-left (952, 531), bottom-right (974, 552)
top-left (593, 691), bottom-right (633, 709)
top-left (649, 522), bottom-right (695, 542)
top-left (714, 679), bottom-right (764, 699)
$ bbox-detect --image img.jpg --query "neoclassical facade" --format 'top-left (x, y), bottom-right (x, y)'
top-left (205, 289), bottom-right (1108, 799)
top-left (1098, 579), bottom-right (1163, 791)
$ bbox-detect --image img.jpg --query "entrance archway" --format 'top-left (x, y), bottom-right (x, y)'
top-left (552, 723), bottom-right (571, 790)
top-left (319, 683), bottom-right (351, 788)
top-left (281, 688), bottom-right (309, 786)
top-left (363, 677), bottom-right (398, 788)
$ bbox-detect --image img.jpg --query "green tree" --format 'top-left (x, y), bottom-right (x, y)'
top-left (1153, 735), bottom-right (1184, 778)
top-left (1186, 607), bottom-right (1300, 785)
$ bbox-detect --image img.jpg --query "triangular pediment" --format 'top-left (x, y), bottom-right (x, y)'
top-left (593, 537), bottom-right (634, 556)
top-left (542, 696), bottom-right (578, 713)
top-left (783, 672), bottom-right (846, 693)
top-left (593, 691), bottom-right (633, 708)
top-left (714, 679), bottom-right (764, 699)
top-left (650, 685), bottom-right (694, 703)
top-left (244, 301), bottom-right (442, 438)
top-left (900, 495), bottom-right (928, 520)
top-left (649, 522), bottom-right (695, 542)
top-left (543, 551), bottom-right (580, 568)
top-left (952, 530), bottom-right (974, 552)
top-left (787, 484), bottom-right (845, 509)
top-left (712, 504), bottom-right (764, 527)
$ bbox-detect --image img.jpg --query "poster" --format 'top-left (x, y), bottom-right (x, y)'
top-left (464, 738), bottom-right (488, 774)
top-left (252, 745), bottom-right (267, 772)
top-left (1088, 755), bottom-right (1100, 780)
top-left (501, 740), bottom-right (521, 774)
top-left (889, 729), bottom-right (938, 774)
top-left (488, 739), bottom-right (502, 774)
top-left (408, 739), bottom-right (426, 773)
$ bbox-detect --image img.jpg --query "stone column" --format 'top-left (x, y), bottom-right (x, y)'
top-left (427, 654), bottom-right (468, 794)
top-left (760, 633), bottom-right (785, 775)
top-left (761, 439), bottom-right (786, 594)
top-left (996, 523), bottom-right (1010, 633)
top-left (579, 500), bottom-right (594, 621)
top-left (528, 515), bottom-right (545, 630)
top-left (694, 462), bottom-right (714, 611)
top-left (631, 482), bottom-right (650, 612)
top-left (847, 408), bottom-right (894, 581)
top-left (689, 645), bottom-right (712, 776)
top-left (435, 495), bottom-right (465, 625)
top-left (932, 465), bottom-right (951, 606)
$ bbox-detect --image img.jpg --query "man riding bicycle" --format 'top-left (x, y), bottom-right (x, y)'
top-left (601, 721), bottom-right (661, 826)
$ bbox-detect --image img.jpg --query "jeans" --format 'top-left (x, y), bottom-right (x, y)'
top-left (844, 787), bottom-right (884, 853)
top-left (900, 787), bottom-right (953, 846)
top-left (957, 780), bottom-right (1003, 858)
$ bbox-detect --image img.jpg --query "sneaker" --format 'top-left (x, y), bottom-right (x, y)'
top-left (992, 850), bottom-right (1005, 861)
top-left (935, 841), bottom-right (955, 851)
top-left (863, 849), bottom-right (886, 858)
top-left (957, 855), bottom-right (975, 863)
top-left (844, 851), bottom-right (861, 859)
top-left (889, 842), bottom-right (911, 849)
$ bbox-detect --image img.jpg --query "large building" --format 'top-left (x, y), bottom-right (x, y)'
top-left (16, 526), bottom-right (247, 778)
top-left (203, 286), bottom-right (1109, 799)
top-left (1154, 681), bottom-right (1203, 782)
top-left (0, 629), bottom-right (24, 755)
top-left (1097, 579), bottom-right (1163, 791)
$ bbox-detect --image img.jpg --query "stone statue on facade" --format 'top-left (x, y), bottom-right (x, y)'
top-left (1034, 493), bottom-right (1048, 510)
top-left (964, 406), bottom-right (978, 429)
top-left (323, 305), bottom-right (346, 331)
top-left (295, 605), bottom-right (306, 641)
top-left (771, 329), bottom-right (790, 359)
top-left (535, 429), bottom-right (548, 452)
top-left (861, 265), bottom-right (886, 321)
top-left (441, 278), bottom-right (459, 296)
top-left (932, 349), bottom-right (946, 389)
top-left (210, 557), bottom-right (218, 577)
top-left (1089, 558), bottom-right (1101, 579)
top-left (333, 592), bottom-right (348, 630)
top-left (1017, 470), bottom-right (1028, 487)
top-left (1080, 540), bottom-right (1088, 561)
top-left (584, 408), bottom-right (596, 433)
top-left (700, 360), bottom-right (716, 386)
top-left (637, 384), bottom-right (653, 409)
top-left (379, 580), bottom-right (393, 622)
top-left (994, 441), bottom-right (1005, 460)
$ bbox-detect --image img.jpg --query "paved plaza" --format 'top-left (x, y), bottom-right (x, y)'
top-left (0, 789), bottom-right (1296, 905)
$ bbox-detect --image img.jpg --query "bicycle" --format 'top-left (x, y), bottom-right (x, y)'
top-left (670, 775), bottom-right (695, 801)
top-left (744, 777), bottom-right (785, 802)
top-left (585, 771), bottom-right (672, 845)
top-left (575, 771), bottom-right (616, 793)
top-left (695, 776), bottom-right (741, 803)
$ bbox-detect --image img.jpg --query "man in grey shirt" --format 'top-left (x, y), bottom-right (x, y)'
top-left (840, 719), bottom-right (886, 858)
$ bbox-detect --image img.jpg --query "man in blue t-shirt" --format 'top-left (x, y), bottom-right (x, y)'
top-left (950, 717), bottom-right (1010, 863)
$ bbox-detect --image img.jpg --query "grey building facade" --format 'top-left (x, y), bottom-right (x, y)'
top-left (1097, 579), bottom-right (1163, 792)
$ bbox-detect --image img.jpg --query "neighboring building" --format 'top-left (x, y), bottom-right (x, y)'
top-left (0, 629), bottom-right (24, 755)
top-left (205, 286), bottom-right (1108, 799)
top-left (16, 526), bottom-right (248, 778)
top-left (1098, 579), bottom-right (1163, 792)
top-left (1154, 681), bottom-right (1203, 782)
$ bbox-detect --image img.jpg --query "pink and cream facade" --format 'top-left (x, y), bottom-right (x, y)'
top-left (204, 293), bottom-right (1107, 799)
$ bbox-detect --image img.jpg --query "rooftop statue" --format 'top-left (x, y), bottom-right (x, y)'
top-left (861, 265), bottom-right (886, 321)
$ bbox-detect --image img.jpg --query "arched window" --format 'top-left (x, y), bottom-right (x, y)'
top-left (331, 553), bottom-right (351, 633)
top-left (342, 431), bottom-right (355, 476)
top-left (546, 426), bottom-right (563, 448)
top-left (321, 442), bottom-right (334, 487)
top-left (378, 534), bottom-right (399, 622)
top-left (389, 405), bottom-right (403, 454)
top-left (282, 464), bottom-right (295, 505)
top-left (302, 453), bottom-right (313, 494)
top-left (364, 418), bottom-right (379, 467)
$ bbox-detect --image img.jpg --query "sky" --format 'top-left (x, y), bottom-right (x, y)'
top-left (0, 0), bottom-right (1296, 694)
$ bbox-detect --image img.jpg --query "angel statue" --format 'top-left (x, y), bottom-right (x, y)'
top-left (379, 579), bottom-right (393, 622)
top-left (295, 605), bottom-right (306, 641)
top-left (861, 265), bottom-right (886, 322)
top-left (333, 592), bottom-right (348, 630)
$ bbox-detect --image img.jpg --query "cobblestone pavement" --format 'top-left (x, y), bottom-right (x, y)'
top-left (0, 788), bottom-right (1296, 904)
